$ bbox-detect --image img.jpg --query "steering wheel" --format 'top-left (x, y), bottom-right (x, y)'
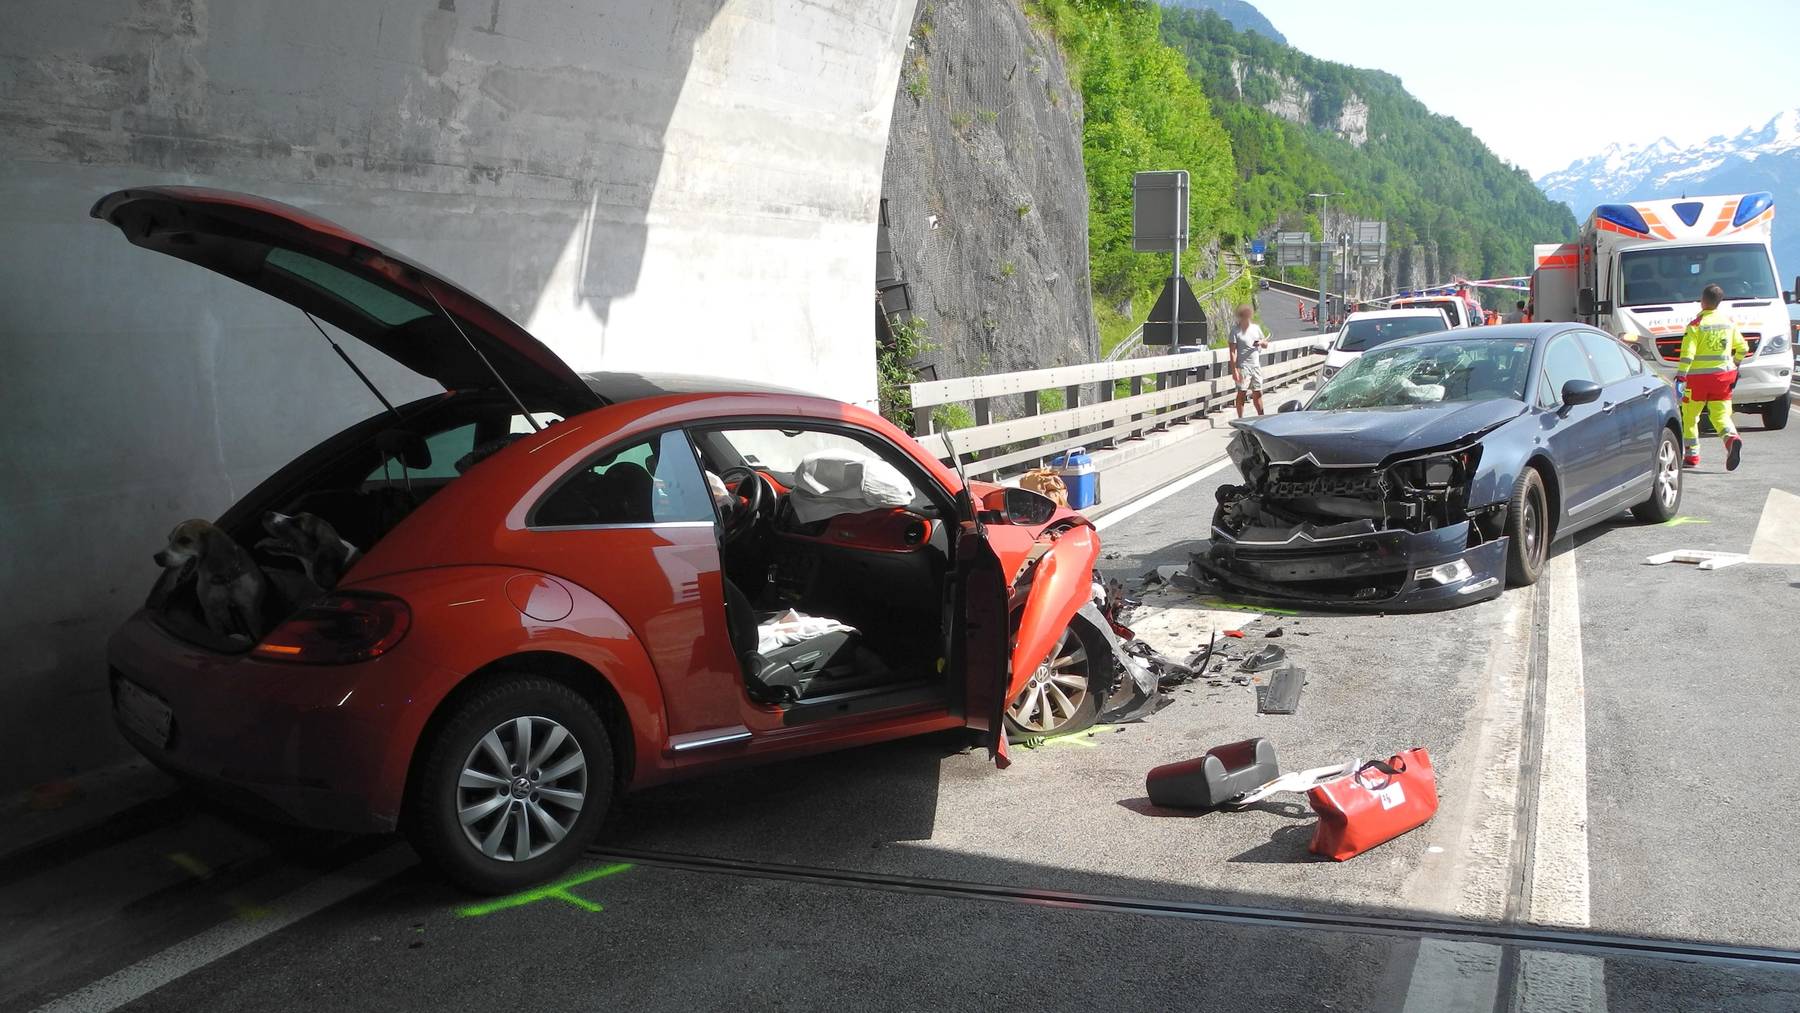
top-left (717, 466), bottom-right (766, 543)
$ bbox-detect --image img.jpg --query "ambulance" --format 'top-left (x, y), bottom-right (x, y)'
top-left (1532, 192), bottom-right (1796, 429)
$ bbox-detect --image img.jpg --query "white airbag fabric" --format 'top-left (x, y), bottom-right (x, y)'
top-left (788, 449), bottom-right (915, 523)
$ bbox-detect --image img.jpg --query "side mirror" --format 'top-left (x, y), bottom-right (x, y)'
top-left (1784, 290), bottom-right (1796, 305)
top-left (1278, 399), bottom-right (1304, 414)
top-left (983, 486), bottom-right (1059, 526)
top-left (1313, 337), bottom-right (1334, 354)
top-left (1577, 288), bottom-right (1595, 316)
top-left (1559, 378), bottom-right (1602, 414)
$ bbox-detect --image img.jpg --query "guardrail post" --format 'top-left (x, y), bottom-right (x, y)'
top-left (974, 397), bottom-right (992, 429)
top-left (913, 405), bottom-right (932, 438)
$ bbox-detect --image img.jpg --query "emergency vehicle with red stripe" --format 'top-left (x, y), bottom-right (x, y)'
top-left (1531, 192), bottom-right (1796, 430)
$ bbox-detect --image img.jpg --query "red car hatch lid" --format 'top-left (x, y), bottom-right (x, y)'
top-left (91, 187), bottom-right (598, 407)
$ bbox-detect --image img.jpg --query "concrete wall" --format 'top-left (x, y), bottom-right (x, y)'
top-left (0, 0), bottom-right (912, 790)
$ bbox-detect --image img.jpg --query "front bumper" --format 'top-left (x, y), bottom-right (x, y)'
top-left (1192, 520), bottom-right (1508, 611)
top-left (1650, 354), bottom-right (1792, 406)
top-left (106, 610), bottom-right (436, 833)
top-left (1728, 359), bottom-right (1794, 406)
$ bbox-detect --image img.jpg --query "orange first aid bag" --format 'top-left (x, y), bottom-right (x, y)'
top-left (1307, 748), bottom-right (1438, 861)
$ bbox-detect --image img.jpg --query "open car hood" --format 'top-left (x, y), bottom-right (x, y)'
top-left (1233, 399), bottom-right (1525, 466)
top-left (92, 187), bottom-right (597, 406)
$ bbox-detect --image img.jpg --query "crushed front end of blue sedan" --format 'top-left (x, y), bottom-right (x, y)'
top-left (1190, 425), bottom-right (1512, 610)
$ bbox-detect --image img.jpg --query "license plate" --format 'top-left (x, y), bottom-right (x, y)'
top-left (114, 677), bottom-right (173, 748)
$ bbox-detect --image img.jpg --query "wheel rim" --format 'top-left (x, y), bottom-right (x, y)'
top-left (1523, 486), bottom-right (1545, 564)
top-left (1006, 628), bottom-right (1090, 734)
top-left (1657, 438), bottom-right (1681, 508)
top-left (456, 715), bottom-right (587, 863)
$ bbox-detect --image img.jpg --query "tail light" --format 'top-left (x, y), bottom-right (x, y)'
top-left (253, 593), bottom-right (411, 664)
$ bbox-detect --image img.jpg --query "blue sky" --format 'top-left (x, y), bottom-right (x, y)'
top-left (1251, 0), bottom-right (1800, 176)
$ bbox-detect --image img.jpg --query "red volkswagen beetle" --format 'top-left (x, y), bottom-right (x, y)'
top-left (96, 188), bottom-right (1149, 892)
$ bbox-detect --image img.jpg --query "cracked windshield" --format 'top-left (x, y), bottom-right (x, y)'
top-left (4, 1), bottom-right (1798, 1012)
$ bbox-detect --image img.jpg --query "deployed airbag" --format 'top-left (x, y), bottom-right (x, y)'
top-left (789, 449), bottom-right (915, 524)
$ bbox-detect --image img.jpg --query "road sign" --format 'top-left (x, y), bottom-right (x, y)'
top-left (1132, 170), bottom-right (1189, 253)
top-left (1142, 276), bottom-right (1208, 346)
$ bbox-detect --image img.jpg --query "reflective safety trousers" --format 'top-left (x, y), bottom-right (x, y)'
top-left (1676, 310), bottom-right (1749, 376)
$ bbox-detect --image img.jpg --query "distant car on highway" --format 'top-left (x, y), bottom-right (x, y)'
top-left (1196, 324), bottom-right (1682, 609)
top-left (1319, 308), bottom-right (1451, 381)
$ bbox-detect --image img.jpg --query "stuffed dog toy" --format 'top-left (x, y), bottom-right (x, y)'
top-left (258, 511), bottom-right (360, 591)
top-left (153, 519), bottom-right (268, 642)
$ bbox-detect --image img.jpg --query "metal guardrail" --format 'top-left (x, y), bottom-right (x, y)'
top-left (909, 336), bottom-right (1323, 476)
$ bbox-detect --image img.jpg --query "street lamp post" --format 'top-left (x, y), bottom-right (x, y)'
top-left (1308, 192), bottom-right (1342, 333)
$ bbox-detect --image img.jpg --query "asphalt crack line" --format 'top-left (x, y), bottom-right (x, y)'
top-left (30, 845), bottom-right (412, 1013)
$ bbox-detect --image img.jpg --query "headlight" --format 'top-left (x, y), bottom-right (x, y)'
top-left (1761, 331), bottom-right (1788, 356)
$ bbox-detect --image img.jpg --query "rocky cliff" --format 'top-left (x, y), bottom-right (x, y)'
top-left (878, 0), bottom-right (1099, 388)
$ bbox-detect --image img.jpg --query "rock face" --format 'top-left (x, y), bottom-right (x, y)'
top-left (878, 0), bottom-right (1099, 387)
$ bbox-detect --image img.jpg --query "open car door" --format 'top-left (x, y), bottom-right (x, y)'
top-left (947, 458), bottom-right (1012, 768)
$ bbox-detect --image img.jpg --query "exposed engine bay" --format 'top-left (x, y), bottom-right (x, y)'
top-left (1212, 430), bottom-right (1500, 545)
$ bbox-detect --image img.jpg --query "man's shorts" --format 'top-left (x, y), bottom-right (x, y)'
top-left (1237, 362), bottom-right (1265, 392)
top-left (1681, 371), bottom-right (1737, 402)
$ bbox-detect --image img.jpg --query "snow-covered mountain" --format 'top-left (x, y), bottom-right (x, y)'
top-left (1537, 108), bottom-right (1800, 279)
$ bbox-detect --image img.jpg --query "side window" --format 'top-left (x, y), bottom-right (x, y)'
top-left (1539, 335), bottom-right (1596, 408)
top-left (533, 429), bottom-right (713, 527)
top-left (1576, 331), bottom-right (1634, 385)
top-left (363, 412), bottom-right (565, 482)
top-left (699, 426), bottom-right (938, 523)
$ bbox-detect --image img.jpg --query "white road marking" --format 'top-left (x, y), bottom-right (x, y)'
top-left (1406, 591), bottom-right (1532, 922)
top-left (1747, 487), bottom-right (1800, 564)
top-left (1516, 948), bottom-right (1609, 1012)
top-left (1400, 939), bottom-right (1502, 1013)
top-left (32, 845), bottom-right (412, 1013)
top-left (1404, 549), bottom-right (1604, 1010)
top-left (1530, 551), bottom-right (1593, 927)
top-left (1092, 457), bottom-right (1236, 531)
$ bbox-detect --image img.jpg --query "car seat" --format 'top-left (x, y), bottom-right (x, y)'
top-left (723, 580), bottom-right (882, 704)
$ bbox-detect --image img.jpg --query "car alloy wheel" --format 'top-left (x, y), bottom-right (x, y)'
top-left (1006, 627), bottom-right (1091, 734)
top-left (1656, 437), bottom-right (1681, 508)
top-left (456, 715), bottom-right (587, 862)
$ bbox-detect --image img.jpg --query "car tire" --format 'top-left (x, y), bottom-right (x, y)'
top-left (1764, 395), bottom-right (1791, 431)
top-left (1003, 617), bottom-right (1105, 739)
top-left (1505, 467), bottom-right (1549, 587)
top-left (406, 675), bottom-right (614, 894)
top-left (1632, 428), bottom-right (1683, 524)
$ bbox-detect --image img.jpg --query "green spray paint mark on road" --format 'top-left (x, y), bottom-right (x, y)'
top-left (456, 862), bottom-right (632, 917)
top-left (1018, 724), bottom-right (1116, 750)
top-left (1661, 515), bottom-right (1710, 527)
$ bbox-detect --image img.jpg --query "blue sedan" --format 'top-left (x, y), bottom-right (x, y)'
top-left (1195, 324), bottom-right (1682, 609)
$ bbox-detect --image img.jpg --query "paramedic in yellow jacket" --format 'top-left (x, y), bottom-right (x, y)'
top-left (1675, 283), bottom-right (1749, 470)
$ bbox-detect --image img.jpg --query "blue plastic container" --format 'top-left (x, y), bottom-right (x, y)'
top-left (1052, 448), bottom-right (1099, 510)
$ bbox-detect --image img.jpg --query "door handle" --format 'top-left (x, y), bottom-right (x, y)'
top-left (1602, 401), bottom-right (1616, 413)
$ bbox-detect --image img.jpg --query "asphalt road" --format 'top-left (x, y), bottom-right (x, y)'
top-left (6, 402), bottom-right (1800, 1012)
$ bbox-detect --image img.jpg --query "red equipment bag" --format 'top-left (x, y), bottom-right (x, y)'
top-left (1307, 748), bottom-right (1438, 861)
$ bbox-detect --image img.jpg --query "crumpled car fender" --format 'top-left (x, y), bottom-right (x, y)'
top-left (1007, 524), bottom-right (1100, 701)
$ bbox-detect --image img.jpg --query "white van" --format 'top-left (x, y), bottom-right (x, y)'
top-left (1390, 295), bottom-right (1479, 329)
top-left (1319, 308), bottom-right (1452, 382)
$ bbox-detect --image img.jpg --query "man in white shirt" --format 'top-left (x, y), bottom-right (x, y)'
top-left (1229, 304), bottom-right (1269, 417)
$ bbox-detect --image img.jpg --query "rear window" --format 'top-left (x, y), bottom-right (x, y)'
top-left (265, 248), bottom-right (432, 327)
top-left (1395, 299), bottom-right (1462, 323)
top-left (1338, 315), bottom-right (1448, 352)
